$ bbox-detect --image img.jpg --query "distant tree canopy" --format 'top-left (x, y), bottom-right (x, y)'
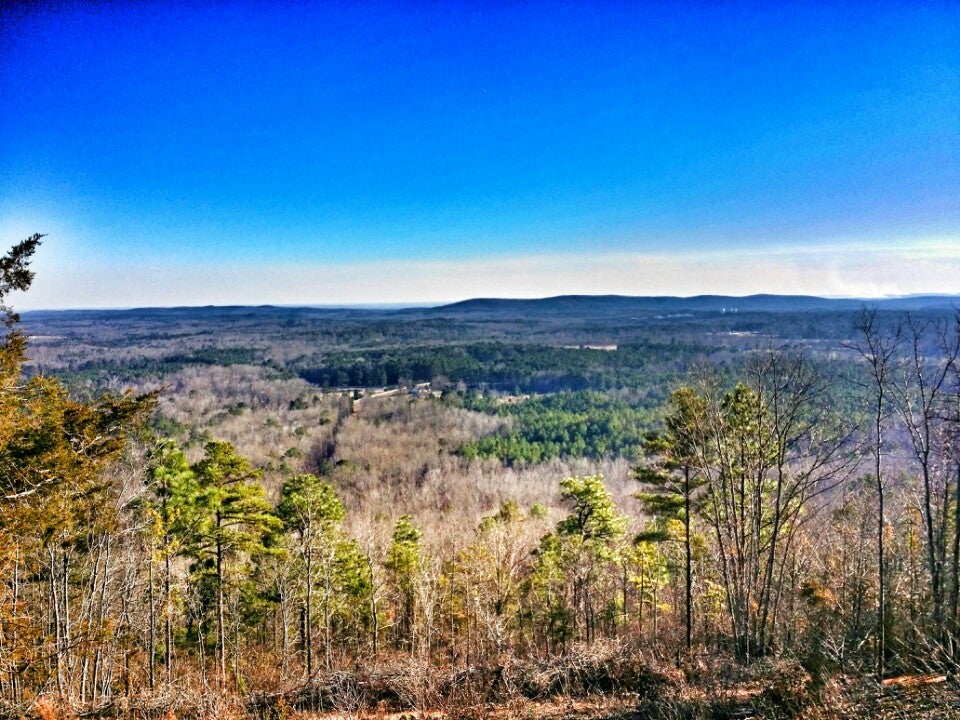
top-left (43, 346), bottom-right (265, 388)
top-left (458, 391), bottom-right (659, 464)
top-left (296, 341), bottom-right (702, 395)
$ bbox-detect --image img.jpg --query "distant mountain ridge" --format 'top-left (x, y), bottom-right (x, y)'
top-left (21, 293), bottom-right (959, 321)
top-left (430, 293), bottom-right (960, 316)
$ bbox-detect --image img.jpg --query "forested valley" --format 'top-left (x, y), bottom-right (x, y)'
top-left (6, 236), bottom-right (960, 719)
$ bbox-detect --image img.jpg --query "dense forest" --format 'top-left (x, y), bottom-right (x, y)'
top-left (5, 236), bottom-right (960, 719)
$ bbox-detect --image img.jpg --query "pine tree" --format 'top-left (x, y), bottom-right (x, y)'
top-left (548, 475), bottom-right (627, 643)
top-left (140, 440), bottom-right (205, 687)
top-left (278, 473), bottom-right (349, 674)
top-left (386, 515), bottom-right (422, 651)
top-left (189, 440), bottom-right (280, 687)
top-left (634, 386), bottom-right (709, 653)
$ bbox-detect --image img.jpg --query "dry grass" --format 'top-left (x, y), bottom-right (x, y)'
top-left (17, 657), bottom-right (960, 720)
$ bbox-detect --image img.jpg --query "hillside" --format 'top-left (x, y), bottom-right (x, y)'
top-left (432, 292), bottom-right (960, 317)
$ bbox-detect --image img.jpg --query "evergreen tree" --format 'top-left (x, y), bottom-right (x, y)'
top-left (634, 386), bottom-right (709, 652)
top-left (556, 474), bottom-right (626, 544)
top-left (532, 476), bottom-right (627, 645)
top-left (189, 440), bottom-right (280, 687)
top-left (278, 473), bottom-right (352, 674)
top-left (386, 515), bottom-right (422, 651)
top-left (141, 440), bottom-right (204, 687)
top-left (528, 531), bottom-right (575, 651)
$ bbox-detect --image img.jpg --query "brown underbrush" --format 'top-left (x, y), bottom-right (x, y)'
top-left (15, 655), bottom-right (960, 720)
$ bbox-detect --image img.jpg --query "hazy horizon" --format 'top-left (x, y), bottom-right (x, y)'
top-left (18, 287), bottom-right (960, 315)
top-left (2, 2), bottom-right (957, 309)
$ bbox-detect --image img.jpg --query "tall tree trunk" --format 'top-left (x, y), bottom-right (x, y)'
top-left (62, 550), bottom-right (71, 697)
top-left (368, 556), bottom-right (379, 659)
top-left (951, 461), bottom-right (960, 666)
top-left (280, 587), bottom-right (290, 675)
top-left (305, 545), bottom-right (313, 678)
top-left (165, 548), bottom-right (173, 688)
top-left (232, 589), bottom-right (241, 690)
top-left (49, 546), bottom-right (64, 696)
top-left (197, 612), bottom-right (207, 688)
top-left (877, 430), bottom-right (886, 680)
top-left (10, 542), bottom-right (20, 704)
top-left (148, 551), bottom-right (155, 690)
top-left (216, 514), bottom-right (226, 686)
top-left (323, 563), bottom-right (331, 672)
top-left (684, 465), bottom-right (693, 654)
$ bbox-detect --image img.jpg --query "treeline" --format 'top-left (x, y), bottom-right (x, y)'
top-left (296, 340), bottom-right (703, 394)
top-left (35, 347), bottom-right (266, 388)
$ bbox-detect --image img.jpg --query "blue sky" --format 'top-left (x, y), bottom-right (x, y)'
top-left (1, 1), bottom-right (957, 308)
